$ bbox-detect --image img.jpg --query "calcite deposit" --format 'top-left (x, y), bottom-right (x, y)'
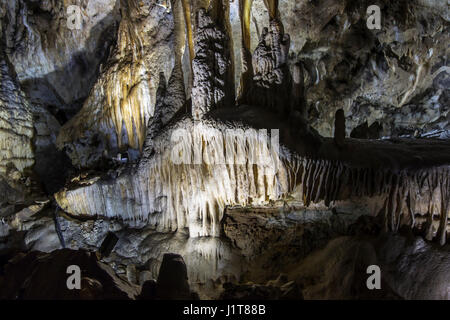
top-left (0, 0), bottom-right (449, 300)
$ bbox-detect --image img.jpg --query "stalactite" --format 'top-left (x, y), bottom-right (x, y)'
top-left (173, 0), bottom-right (187, 68)
top-left (291, 62), bottom-right (306, 118)
top-left (237, 0), bottom-right (253, 103)
top-left (104, 0), bottom-right (150, 152)
top-left (295, 159), bottom-right (450, 243)
top-left (334, 109), bottom-right (345, 148)
top-left (263, 0), bottom-right (284, 34)
top-left (55, 112), bottom-right (450, 245)
top-left (181, 0), bottom-right (195, 67)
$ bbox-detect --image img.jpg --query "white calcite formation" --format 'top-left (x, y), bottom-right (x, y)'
top-left (56, 117), bottom-right (288, 238)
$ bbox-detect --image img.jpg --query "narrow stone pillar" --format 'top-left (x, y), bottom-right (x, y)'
top-left (181, 0), bottom-right (195, 66)
top-left (334, 109), bottom-right (346, 147)
top-left (237, 0), bottom-right (253, 103)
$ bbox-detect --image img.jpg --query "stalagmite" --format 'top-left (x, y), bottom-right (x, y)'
top-left (181, 0), bottom-right (195, 67)
top-left (334, 109), bottom-right (345, 147)
top-left (264, 0), bottom-right (279, 21)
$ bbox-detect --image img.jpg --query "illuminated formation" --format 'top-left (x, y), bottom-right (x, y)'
top-left (57, 0), bottom-right (175, 168)
top-left (1, 0), bottom-right (449, 300)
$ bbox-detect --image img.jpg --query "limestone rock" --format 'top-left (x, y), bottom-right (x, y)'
top-left (2, 0), bottom-right (119, 117)
top-left (0, 249), bottom-right (139, 299)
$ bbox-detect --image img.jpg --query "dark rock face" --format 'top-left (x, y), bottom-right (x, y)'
top-left (97, 232), bottom-right (119, 259)
top-left (334, 108), bottom-right (346, 147)
top-left (243, 18), bottom-right (291, 115)
top-left (350, 121), bottom-right (382, 140)
top-left (0, 249), bottom-right (138, 300)
top-left (156, 253), bottom-right (192, 299)
top-left (139, 279), bottom-right (158, 299)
